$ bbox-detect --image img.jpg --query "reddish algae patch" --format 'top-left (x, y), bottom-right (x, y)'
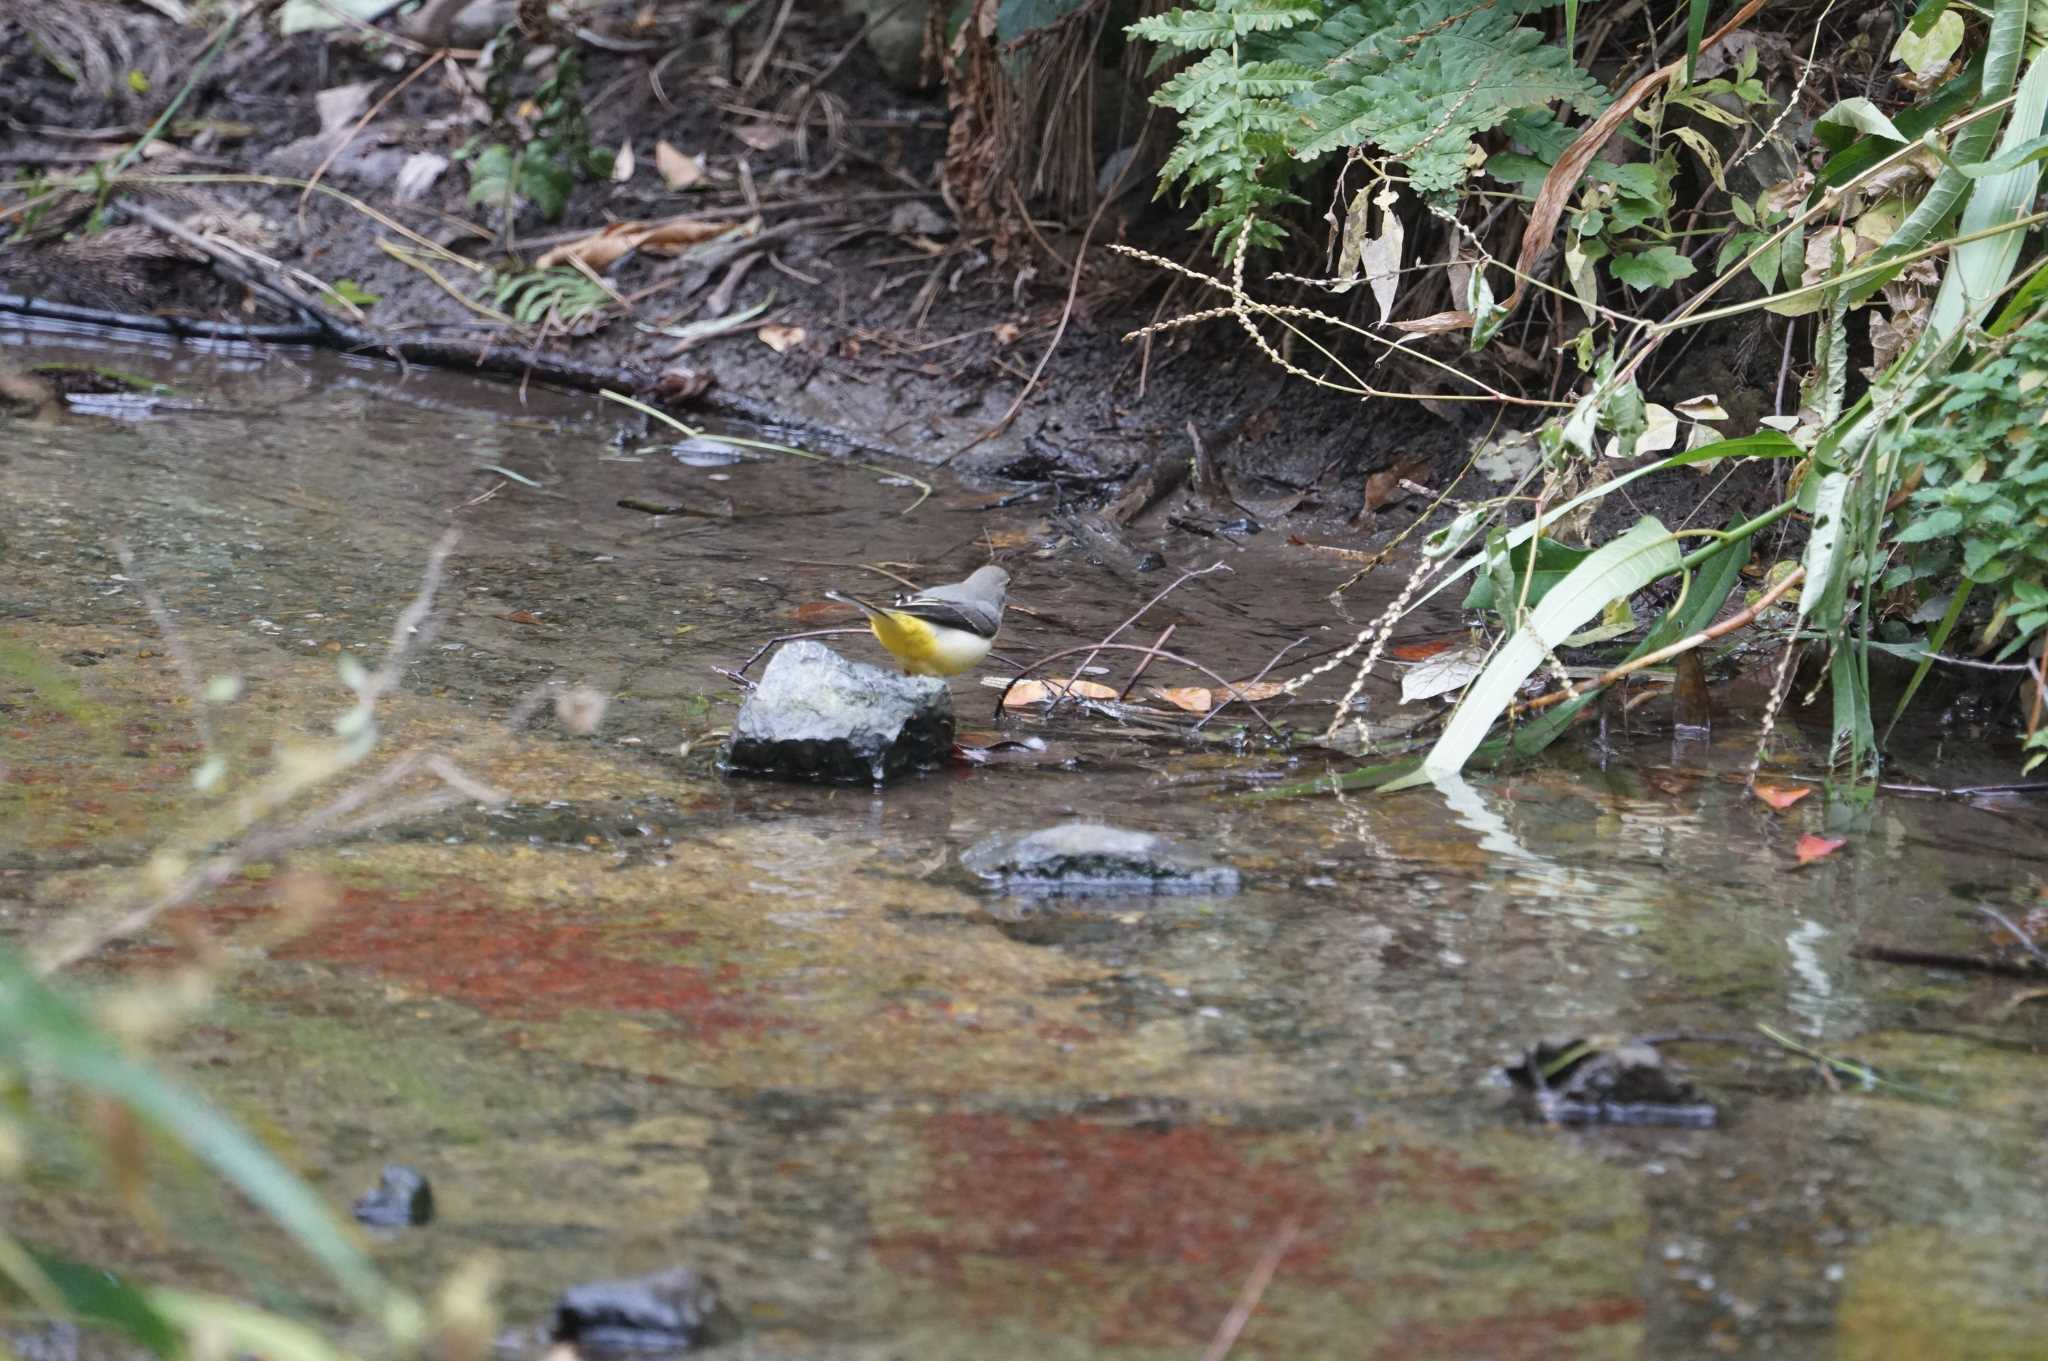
top-left (248, 880), bottom-right (775, 1041)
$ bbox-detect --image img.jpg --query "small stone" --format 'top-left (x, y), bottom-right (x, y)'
top-left (351, 1163), bottom-right (434, 1227)
top-left (554, 1267), bottom-right (722, 1354)
top-left (721, 641), bottom-right (952, 785)
top-left (962, 821), bottom-right (1241, 897)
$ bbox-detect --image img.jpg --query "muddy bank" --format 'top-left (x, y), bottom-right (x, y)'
top-left (0, 1), bottom-right (1780, 541)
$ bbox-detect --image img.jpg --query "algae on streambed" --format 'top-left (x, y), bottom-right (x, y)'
top-left (5, 345), bottom-right (2048, 1359)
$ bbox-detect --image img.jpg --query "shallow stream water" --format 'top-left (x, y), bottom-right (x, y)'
top-left (4, 327), bottom-right (2048, 1359)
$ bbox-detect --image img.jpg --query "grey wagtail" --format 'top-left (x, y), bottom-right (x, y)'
top-left (827, 565), bottom-right (1010, 676)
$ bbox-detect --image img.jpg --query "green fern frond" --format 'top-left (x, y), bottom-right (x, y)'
top-left (1134, 0), bottom-right (1609, 252)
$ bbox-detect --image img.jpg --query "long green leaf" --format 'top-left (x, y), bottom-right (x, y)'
top-left (1682, 0), bottom-right (1709, 85)
top-left (16, 1251), bottom-right (180, 1359)
top-left (1798, 471), bottom-right (1849, 623)
top-left (1850, 0), bottom-right (2027, 306)
top-left (1884, 582), bottom-right (1972, 741)
top-left (0, 950), bottom-right (389, 1316)
top-left (1400, 518), bottom-right (1683, 786)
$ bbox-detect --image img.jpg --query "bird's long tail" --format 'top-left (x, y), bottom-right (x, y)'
top-left (825, 590), bottom-right (891, 620)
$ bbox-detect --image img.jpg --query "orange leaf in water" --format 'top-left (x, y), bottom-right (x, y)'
top-left (1000, 678), bottom-right (1119, 707)
top-left (1795, 834), bottom-right (1847, 864)
top-left (792, 598), bottom-right (852, 625)
top-left (1150, 686), bottom-right (1215, 713)
top-left (1389, 636), bottom-right (1460, 661)
top-left (1752, 782), bottom-right (1813, 811)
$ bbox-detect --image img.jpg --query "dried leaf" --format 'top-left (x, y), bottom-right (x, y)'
top-left (1752, 782), bottom-right (1813, 810)
top-left (992, 321), bottom-right (1021, 346)
top-left (652, 364), bottom-right (713, 401)
top-left (1357, 186), bottom-right (1404, 321)
top-left (733, 122), bottom-right (788, 153)
top-left (997, 678), bottom-right (1120, 707)
top-left (757, 323), bottom-right (806, 353)
top-left (535, 215), bottom-right (749, 270)
top-left (654, 140), bottom-right (704, 190)
top-left (1388, 309), bottom-right (1473, 336)
top-left (1795, 833), bottom-right (1847, 864)
top-left (1363, 456), bottom-right (1432, 510)
top-left (1401, 643), bottom-right (1487, 704)
top-left (1149, 685), bottom-right (1215, 713)
top-left (1388, 637), bottom-right (1461, 661)
top-left (494, 610), bottom-right (546, 626)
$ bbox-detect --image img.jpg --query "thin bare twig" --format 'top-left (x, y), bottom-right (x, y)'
top-left (1191, 636), bottom-right (1308, 735)
top-left (994, 643), bottom-right (1287, 741)
top-left (113, 541), bottom-right (215, 754)
top-left (1198, 1218), bottom-right (1299, 1361)
top-left (1117, 625), bottom-right (1176, 701)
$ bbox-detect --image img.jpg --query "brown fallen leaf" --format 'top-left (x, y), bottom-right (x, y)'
top-left (535, 215), bottom-right (750, 270)
top-left (1000, 678), bottom-right (1119, 707)
top-left (758, 323), bottom-right (806, 353)
top-left (654, 140), bottom-right (705, 190)
top-left (1361, 456), bottom-right (1432, 511)
top-left (1150, 685), bottom-right (1214, 713)
top-left (652, 364), bottom-right (713, 401)
top-left (1388, 637), bottom-right (1461, 661)
top-left (495, 610), bottom-right (546, 626)
top-left (1752, 782), bottom-right (1813, 811)
top-left (733, 122), bottom-right (788, 153)
top-left (1795, 834), bottom-right (1847, 865)
top-left (792, 599), bottom-right (854, 625)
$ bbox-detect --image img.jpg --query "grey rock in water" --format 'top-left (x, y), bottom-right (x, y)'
top-left (962, 822), bottom-right (1240, 897)
top-left (721, 640), bottom-right (953, 784)
top-left (554, 1267), bottom-right (724, 1353)
top-left (352, 1163), bottom-right (434, 1227)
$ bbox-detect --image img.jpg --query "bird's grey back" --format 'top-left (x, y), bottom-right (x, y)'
top-left (905, 565), bottom-right (1009, 633)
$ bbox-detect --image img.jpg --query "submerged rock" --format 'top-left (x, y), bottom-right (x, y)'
top-left (1504, 1039), bottom-right (1719, 1128)
top-left (721, 641), bottom-right (954, 785)
top-left (554, 1267), bottom-right (723, 1354)
top-left (962, 822), bottom-right (1241, 897)
top-left (352, 1163), bottom-right (434, 1227)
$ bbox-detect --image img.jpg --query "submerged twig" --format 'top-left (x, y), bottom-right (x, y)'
top-left (1198, 1217), bottom-right (1299, 1361)
top-left (600, 389), bottom-right (934, 514)
top-left (994, 642), bottom-right (1287, 741)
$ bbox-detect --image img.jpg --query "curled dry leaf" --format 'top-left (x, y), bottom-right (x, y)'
top-left (654, 140), bottom-right (705, 190)
top-left (652, 364), bottom-right (713, 401)
top-left (757, 323), bottom-right (806, 354)
top-left (536, 215), bottom-right (753, 271)
top-left (1752, 782), bottom-right (1813, 811)
top-left (998, 678), bottom-right (1120, 707)
top-left (1795, 833), bottom-right (1848, 865)
top-left (1387, 309), bottom-right (1474, 336)
top-left (1150, 686), bottom-right (1214, 713)
top-left (732, 122), bottom-right (788, 153)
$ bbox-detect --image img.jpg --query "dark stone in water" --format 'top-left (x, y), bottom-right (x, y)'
top-left (962, 821), bottom-right (1240, 897)
top-left (554, 1267), bottom-right (723, 1354)
top-left (721, 641), bottom-right (953, 785)
top-left (1505, 1039), bottom-right (1719, 1128)
top-left (352, 1163), bottom-right (434, 1227)
top-left (721, 640), bottom-right (953, 784)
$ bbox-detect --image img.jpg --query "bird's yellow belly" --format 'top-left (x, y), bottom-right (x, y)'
top-left (868, 612), bottom-right (993, 676)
